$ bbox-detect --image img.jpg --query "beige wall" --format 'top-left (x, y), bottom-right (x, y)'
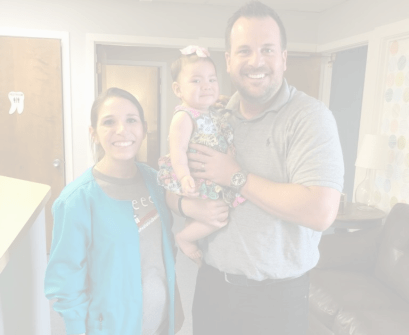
top-left (0, 0), bottom-right (320, 178)
top-left (317, 0), bottom-right (409, 44)
top-left (1, 0), bottom-right (408, 178)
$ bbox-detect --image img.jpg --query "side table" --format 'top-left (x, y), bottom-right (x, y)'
top-left (332, 202), bottom-right (386, 233)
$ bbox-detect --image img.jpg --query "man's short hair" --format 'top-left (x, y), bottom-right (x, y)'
top-left (225, 1), bottom-right (287, 51)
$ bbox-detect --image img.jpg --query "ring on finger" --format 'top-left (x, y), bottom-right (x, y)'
top-left (201, 163), bottom-right (205, 170)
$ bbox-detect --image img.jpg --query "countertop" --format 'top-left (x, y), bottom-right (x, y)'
top-left (0, 176), bottom-right (51, 273)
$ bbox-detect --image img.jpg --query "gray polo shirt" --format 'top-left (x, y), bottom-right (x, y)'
top-left (202, 80), bottom-right (344, 281)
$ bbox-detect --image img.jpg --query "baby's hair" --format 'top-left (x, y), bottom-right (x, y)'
top-left (170, 54), bottom-right (217, 82)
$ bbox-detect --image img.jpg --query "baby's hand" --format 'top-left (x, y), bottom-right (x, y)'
top-left (212, 94), bottom-right (230, 110)
top-left (180, 175), bottom-right (197, 197)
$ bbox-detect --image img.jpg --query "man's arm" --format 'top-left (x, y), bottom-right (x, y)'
top-left (166, 191), bottom-right (229, 227)
top-left (187, 144), bottom-right (340, 231)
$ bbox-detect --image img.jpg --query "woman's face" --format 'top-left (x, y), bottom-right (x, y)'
top-left (92, 97), bottom-right (146, 163)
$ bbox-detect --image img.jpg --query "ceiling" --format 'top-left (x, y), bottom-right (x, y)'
top-left (152, 0), bottom-right (350, 13)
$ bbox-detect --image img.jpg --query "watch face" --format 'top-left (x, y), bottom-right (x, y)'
top-left (232, 172), bottom-right (246, 187)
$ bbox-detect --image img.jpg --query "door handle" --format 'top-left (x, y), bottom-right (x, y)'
top-left (53, 159), bottom-right (61, 168)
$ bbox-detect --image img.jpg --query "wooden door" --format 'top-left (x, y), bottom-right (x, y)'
top-left (286, 55), bottom-right (323, 99)
top-left (0, 36), bottom-right (65, 251)
top-left (99, 64), bottom-right (161, 169)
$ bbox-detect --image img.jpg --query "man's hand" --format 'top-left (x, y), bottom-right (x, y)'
top-left (187, 143), bottom-right (241, 187)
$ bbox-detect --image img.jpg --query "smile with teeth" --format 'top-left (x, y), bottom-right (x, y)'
top-left (247, 73), bottom-right (266, 79)
top-left (113, 141), bottom-right (134, 147)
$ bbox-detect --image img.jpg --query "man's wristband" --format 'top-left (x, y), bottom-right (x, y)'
top-left (178, 196), bottom-right (187, 218)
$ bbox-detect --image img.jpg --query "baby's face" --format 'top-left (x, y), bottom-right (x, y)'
top-left (174, 60), bottom-right (219, 112)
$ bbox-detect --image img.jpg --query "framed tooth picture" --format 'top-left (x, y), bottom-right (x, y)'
top-left (8, 92), bottom-right (25, 114)
top-left (357, 18), bottom-right (409, 212)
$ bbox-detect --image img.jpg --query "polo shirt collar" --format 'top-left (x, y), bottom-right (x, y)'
top-left (226, 79), bottom-right (292, 121)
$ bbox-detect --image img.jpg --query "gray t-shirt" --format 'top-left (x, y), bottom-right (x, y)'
top-left (93, 168), bottom-right (168, 335)
top-left (202, 80), bottom-right (344, 281)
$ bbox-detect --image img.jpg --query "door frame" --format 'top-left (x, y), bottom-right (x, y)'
top-left (85, 34), bottom-right (321, 165)
top-left (317, 31), bottom-right (377, 196)
top-left (316, 31), bottom-right (372, 107)
top-left (85, 34), bottom-right (217, 166)
top-left (100, 59), bottom-right (167, 162)
top-left (0, 28), bottom-right (74, 183)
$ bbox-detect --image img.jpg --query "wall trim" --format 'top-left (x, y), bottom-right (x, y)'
top-left (317, 55), bottom-right (334, 107)
top-left (197, 37), bottom-right (317, 53)
top-left (0, 27), bottom-right (73, 184)
top-left (312, 31), bottom-right (374, 198)
top-left (86, 34), bottom-right (203, 165)
top-left (317, 32), bottom-right (372, 53)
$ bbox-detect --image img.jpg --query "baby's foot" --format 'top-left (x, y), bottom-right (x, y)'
top-left (176, 234), bottom-right (203, 267)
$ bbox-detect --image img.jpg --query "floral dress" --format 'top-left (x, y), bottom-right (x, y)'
top-left (157, 105), bottom-right (245, 207)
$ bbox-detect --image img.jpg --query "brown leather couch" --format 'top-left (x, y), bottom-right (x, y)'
top-left (308, 203), bottom-right (409, 335)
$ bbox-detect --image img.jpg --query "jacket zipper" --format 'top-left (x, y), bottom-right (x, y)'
top-left (99, 314), bottom-right (103, 331)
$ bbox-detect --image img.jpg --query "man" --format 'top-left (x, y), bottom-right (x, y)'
top-left (168, 1), bottom-right (344, 334)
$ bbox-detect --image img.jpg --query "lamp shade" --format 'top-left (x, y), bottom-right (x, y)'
top-left (355, 134), bottom-right (389, 170)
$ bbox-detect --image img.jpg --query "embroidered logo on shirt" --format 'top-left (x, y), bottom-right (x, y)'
top-left (132, 196), bottom-right (154, 210)
top-left (135, 209), bottom-right (159, 233)
top-left (131, 194), bottom-right (157, 233)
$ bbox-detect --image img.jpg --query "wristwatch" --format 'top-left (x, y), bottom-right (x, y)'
top-left (230, 169), bottom-right (248, 193)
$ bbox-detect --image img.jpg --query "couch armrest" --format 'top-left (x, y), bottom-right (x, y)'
top-left (316, 226), bottom-right (383, 272)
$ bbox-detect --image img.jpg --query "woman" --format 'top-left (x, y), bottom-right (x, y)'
top-left (45, 87), bottom-right (182, 335)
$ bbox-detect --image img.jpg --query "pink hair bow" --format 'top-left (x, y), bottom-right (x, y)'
top-left (180, 45), bottom-right (210, 58)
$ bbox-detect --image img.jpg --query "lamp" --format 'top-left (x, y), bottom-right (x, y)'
top-left (354, 134), bottom-right (388, 209)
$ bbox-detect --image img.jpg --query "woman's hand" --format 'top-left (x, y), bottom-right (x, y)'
top-left (182, 197), bottom-right (229, 228)
top-left (166, 189), bottom-right (230, 227)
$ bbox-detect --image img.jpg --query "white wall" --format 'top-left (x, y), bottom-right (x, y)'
top-left (0, 0), bottom-right (320, 178)
top-left (317, 0), bottom-right (409, 200)
top-left (317, 0), bottom-right (409, 44)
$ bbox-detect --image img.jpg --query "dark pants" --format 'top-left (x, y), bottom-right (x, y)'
top-left (192, 264), bottom-right (309, 335)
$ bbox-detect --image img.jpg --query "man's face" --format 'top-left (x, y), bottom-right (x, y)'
top-left (226, 16), bottom-right (287, 105)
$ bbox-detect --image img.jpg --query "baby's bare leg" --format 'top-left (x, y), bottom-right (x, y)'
top-left (176, 218), bottom-right (226, 267)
